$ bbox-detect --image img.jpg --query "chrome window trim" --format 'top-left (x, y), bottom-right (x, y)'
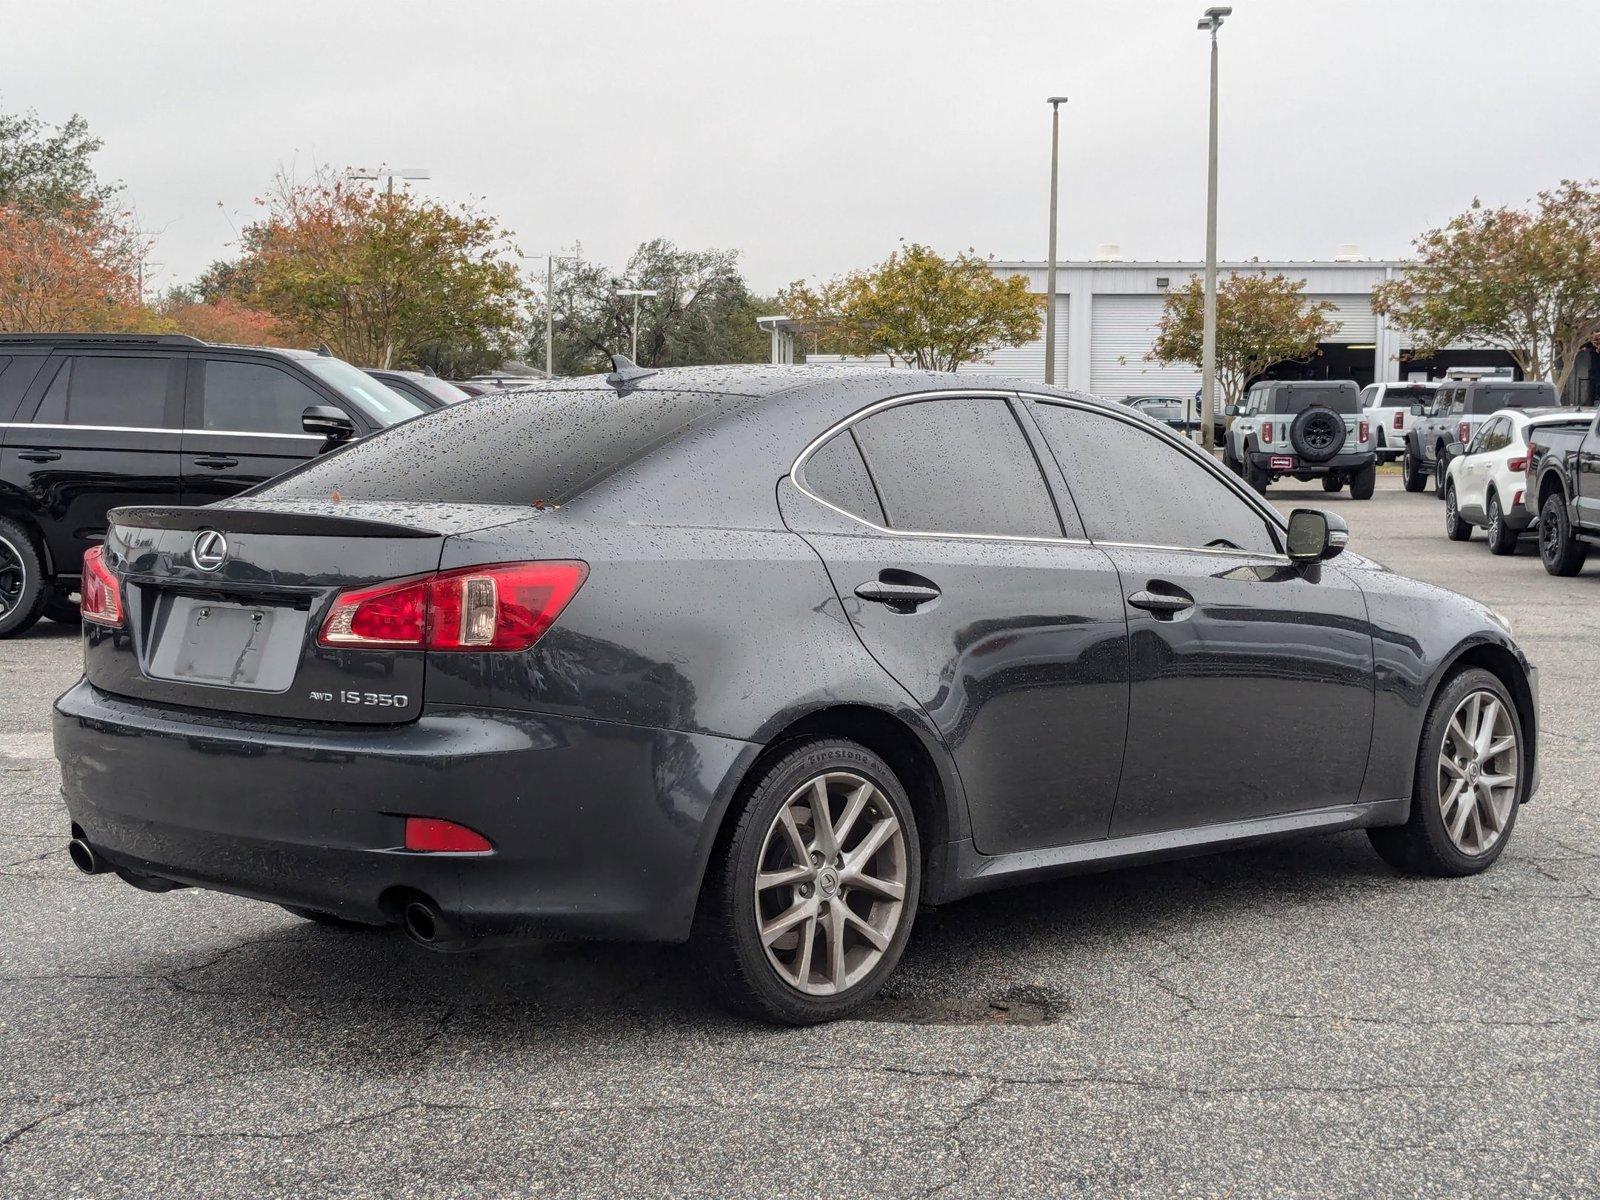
top-left (788, 387), bottom-right (1291, 563)
top-left (0, 422), bottom-right (323, 440)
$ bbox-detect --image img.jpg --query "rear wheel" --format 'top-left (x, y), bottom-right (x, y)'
top-left (1349, 461), bottom-right (1377, 500)
top-left (1402, 450), bottom-right (1428, 492)
top-left (1539, 491), bottom-right (1588, 576)
top-left (1368, 667), bottom-right (1523, 876)
top-left (1485, 492), bottom-right (1518, 556)
top-left (695, 739), bottom-right (921, 1024)
top-left (0, 518), bottom-right (47, 639)
top-left (1444, 485), bottom-right (1472, 541)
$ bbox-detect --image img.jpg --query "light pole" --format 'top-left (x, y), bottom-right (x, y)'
top-left (1196, 7), bottom-right (1230, 450)
top-left (1044, 96), bottom-right (1068, 387)
top-left (615, 288), bottom-right (660, 362)
top-left (346, 166), bottom-right (431, 197)
top-left (540, 251), bottom-right (577, 379)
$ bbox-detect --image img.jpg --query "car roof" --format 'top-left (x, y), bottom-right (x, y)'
top-left (0, 332), bottom-right (316, 358)
top-left (1522, 407), bottom-right (1595, 422)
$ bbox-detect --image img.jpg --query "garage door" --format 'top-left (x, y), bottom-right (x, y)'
top-left (959, 297), bottom-right (1068, 382)
top-left (1089, 295), bottom-right (1200, 399)
top-left (1309, 295), bottom-right (1377, 343)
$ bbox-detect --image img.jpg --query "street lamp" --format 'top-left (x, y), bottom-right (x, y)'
top-left (1044, 96), bottom-right (1069, 387)
top-left (531, 250), bottom-right (578, 379)
top-left (345, 166), bottom-right (431, 197)
top-left (1196, 6), bottom-right (1230, 449)
top-left (615, 288), bottom-right (660, 362)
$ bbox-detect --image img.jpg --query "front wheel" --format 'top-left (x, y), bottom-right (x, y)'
top-left (1433, 450), bottom-right (1449, 498)
top-left (1485, 493), bottom-right (1518, 556)
top-left (1444, 486), bottom-right (1472, 541)
top-left (1368, 667), bottom-right (1523, 876)
top-left (1402, 450), bottom-right (1428, 492)
top-left (1539, 491), bottom-right (1588, 576)
top-left (1321, 474), bottom-right (1343, 493)
top-left (1243, 456), bottom-right (1270, 495)
top-left (694, 739), bottom-right (921, 1024)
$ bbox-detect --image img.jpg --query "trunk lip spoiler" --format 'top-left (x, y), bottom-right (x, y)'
top-left (107, 505), bottom-right (439, 539)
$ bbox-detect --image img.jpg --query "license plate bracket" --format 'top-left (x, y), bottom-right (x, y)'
top-left (143, 595), bottom-right (308, 692)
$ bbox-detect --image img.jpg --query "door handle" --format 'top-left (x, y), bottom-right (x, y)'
top-left (855, 580), bottom-right (941, 609)
top-left (1128, 587), bottom-right (1195, 617)
top-left (192, 456), bottom-right (239, 469)
top-left (17, 450), bottom-right (61, 463)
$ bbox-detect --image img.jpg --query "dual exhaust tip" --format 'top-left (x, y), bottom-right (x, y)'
top-left (68, 837), bottom-right (108, 875)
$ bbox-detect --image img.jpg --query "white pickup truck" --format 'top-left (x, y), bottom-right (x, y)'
top-left (1360, 382), bottom-right (1439, 462)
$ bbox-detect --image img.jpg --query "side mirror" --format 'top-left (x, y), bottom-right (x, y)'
top-left (1225, 404), bottom-right (1241, 417)
top-left (1286, 508), bottom-right (1349, 563)
top-left (302, 405), bottom-right (356, 443)
top-left (1409, 402), bottom-right (1425, 416)
top-left (1445, 441), bottom-right (1468, 459)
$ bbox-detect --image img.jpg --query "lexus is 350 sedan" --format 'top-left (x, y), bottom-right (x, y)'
top-left (56, 365), bottom-right (1538, 1024)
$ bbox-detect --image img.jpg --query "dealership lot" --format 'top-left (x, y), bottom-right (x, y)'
top-left (1, 475), bottom-right (1595, 1198)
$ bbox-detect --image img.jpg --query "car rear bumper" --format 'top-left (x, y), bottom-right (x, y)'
top-left (1248, 449), bottom-right (1376, 475)
top-left (54, 679), bottom-right (758, 942)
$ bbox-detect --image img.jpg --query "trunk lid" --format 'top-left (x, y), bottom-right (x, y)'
top-left (88, 500), bottom-right (533, 724)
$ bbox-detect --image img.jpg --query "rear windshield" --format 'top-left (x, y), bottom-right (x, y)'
top-left (1474, 385), bottom-right (1555, 413)
top-left (1377, 386), bottom-right (1435, 406)
top-left (263, 387), bottom-right (729, 506)
top-left (1276, 387), bottom-right (1359, 415)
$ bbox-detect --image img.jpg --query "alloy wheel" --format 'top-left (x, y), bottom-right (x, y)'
top-left (0, 536), bottom-right (25, 619)
top-left (1437, 690), bottom-right (1519, 856)
top-left (754, 770), bottom-right (908, 996)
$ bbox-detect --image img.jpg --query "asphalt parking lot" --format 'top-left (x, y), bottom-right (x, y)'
top-left (1, 474), bottom-right (1596, 1199)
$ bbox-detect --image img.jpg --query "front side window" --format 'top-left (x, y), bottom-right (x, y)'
top-left (1031, 402), bottom-right (1278, 555)
top-left (201, 359), bottom-right (326, 434)
top-left (32, 356), bottom-right (174, 428)
top-left (849, 396), bottom-right (1063, 539)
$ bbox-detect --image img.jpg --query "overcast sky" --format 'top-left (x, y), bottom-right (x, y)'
top-left (4, 0), bottom-right (1596, 296)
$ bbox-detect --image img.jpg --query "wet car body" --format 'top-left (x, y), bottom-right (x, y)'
top-left (56, 366), bottom-right (1538, 1007)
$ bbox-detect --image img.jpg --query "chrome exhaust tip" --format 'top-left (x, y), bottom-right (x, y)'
top-left (68, 838), bottom-right (107, 875)
top-left (402, 899), bottom-right (445, 946)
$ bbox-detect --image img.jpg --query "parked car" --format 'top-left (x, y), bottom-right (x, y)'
top-left (1524, 408), bottom-right (1600, 575)
top-left (0, 333), bottom-right (428, 638)
top-left (1121, 394), bottom-right (1224, 442)
top-left (1443, 408), bottom-right (1595, 554)
top-left (1360, 381), bottom-right (1439, 461)
top-left (1404, 380), bottom-right (1557, 496)
top-left (366, 369), bottom-right (471, 409)
top-left (56, 366), bottom-right (1538, 1024)
top-left (1223, 380), bottom-right (1377, 497)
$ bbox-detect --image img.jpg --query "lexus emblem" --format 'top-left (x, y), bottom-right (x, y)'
top-left (191, 530), bottom-right (228, 571)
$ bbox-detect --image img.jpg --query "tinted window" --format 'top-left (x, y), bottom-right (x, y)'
top-left (801, 430), bottom-right (885, 524)
top-left (850, 397), bottom-right (1062, 538)
top-left (1473, 417), bottom-right (1508, 453)
top-left (302, 358), bottom-right (425, 425)
top-left (202, 359), bottom-right (326, 434)
top-left (1032, 403), bottom-right (1277, 554)
top-left (32, 356), bottom-right (173, 427)
top-left (1275, 386), bottom-right (1360, 415)
top-left (1378, 385), bottom-right (1434, 407)
top-left (266, 388), bottom-right (729, 506)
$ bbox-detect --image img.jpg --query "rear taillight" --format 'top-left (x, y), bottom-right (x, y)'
top-left (318, 561), bottom-right (587, 652)
top-left (1262, 421), bottom-right (1274, 444)
top-left (1358, 419), bottom-right (1370, 443)
top-left (1458, 421), bottom-right (1471, 445)
top-left (1508, 456), bottom-right (1528, 472)
top-left (1393, 411), bottom-right (1404, 429)
top-left (80, 546), bottom-right (123, 628)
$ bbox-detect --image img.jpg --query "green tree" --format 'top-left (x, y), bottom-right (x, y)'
top-left (1151, 273), bottom-right (1337, 411)
top-left (530, 239), bottom-right (771, 374)
top-left (780, 242), bottom-right (1042, 371)
top-left (0, 104), bottom-right (120, 216)
top-left (1372, 180), bottom-right (1600, 396)
top-left (226, 167), bottom-right (528, 368)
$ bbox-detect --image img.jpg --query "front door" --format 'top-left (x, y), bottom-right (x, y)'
top-left (789, 394), bottom-right (1131, 854)
top-left (1026, 398), bottom-right (1375, 838)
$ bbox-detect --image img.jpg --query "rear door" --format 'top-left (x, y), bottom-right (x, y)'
top-left (1026, 398), bottom-right (1375, 838)
top-left (0, 351), bottom-right (183, 572)
top-left (181, 355), bottom-right (364, 503)
top-left (791, 392), bottom-right (1130, 854)
top-left (1458, 417), bottom-right (1507, 515)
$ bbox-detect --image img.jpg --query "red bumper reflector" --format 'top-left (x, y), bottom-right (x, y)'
top-left (1269, 455), bottom-right (1295, 471)
top-left (404, 817), bottom-right (493, 854)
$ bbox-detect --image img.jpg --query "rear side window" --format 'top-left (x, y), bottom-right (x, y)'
top-left (32, 356), bottom-right (174, 428)
top-left (801, 430), bottom-right (885, 525)
top-left (265, 387), bottom-right (730, 506)
top-left (849, 397), bottom-right (1062, 538)
top-left (201, 359), bottom-right (325, 434)
top-left (1032, 403), bottom-right (1278, 554)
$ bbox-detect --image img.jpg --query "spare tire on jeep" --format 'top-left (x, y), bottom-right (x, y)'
top-left (1289, 406), bottom-right (1345, 464)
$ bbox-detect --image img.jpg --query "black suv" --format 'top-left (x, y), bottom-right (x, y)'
top-left (0, 334), bottom-right (426, 636)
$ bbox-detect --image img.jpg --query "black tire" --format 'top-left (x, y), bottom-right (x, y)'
top-left (1433, 448), bottom-right (1449, 498)
top-left (1348, 461), bottom-right (1377, 500)
top-left (1444, 485), bottom-right (1472, 541)
top-left (1243, 453), bottom-right (1270, 495)
top-left (694, 738), bottom-right (921, 1024)
top-left (1368, 667), bottom-right (1523, 877)
top-left (1321, 474), bottom-right (1342, 493)
top-left (1222, 440), bottom-right (1241, 475)
top-left (1485, 492), bottom-right (1517, 556)
top-left (279, 904), bottom-right (384, 930)
top-left (1289, 406), bottom-right (1344, 463)
top-left (1402, 450), bottom-right (1428, 492)
top-left (1539, 491), bottom-right (1588, 576)
top-left (43, 592), bottom-right (81, 625)
top-left (0, 517), bottom-right (47, 639)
